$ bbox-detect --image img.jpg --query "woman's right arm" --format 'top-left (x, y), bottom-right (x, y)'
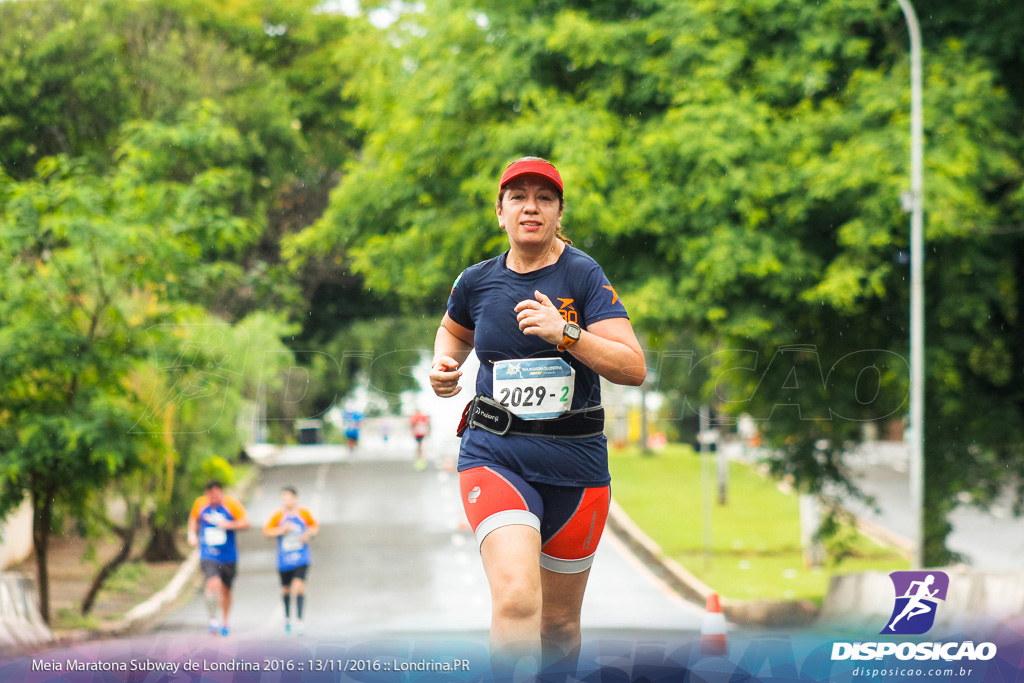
top-left (430, 313), bottom-right (474, 398)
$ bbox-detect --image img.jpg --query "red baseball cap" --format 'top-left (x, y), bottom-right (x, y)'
top-left (499, 158), bottom-right (563, 194)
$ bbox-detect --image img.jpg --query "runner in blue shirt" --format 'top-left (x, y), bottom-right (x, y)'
top-left (187, 479), bottom-right (250, 636)
top-left (430, 157), bottom-right (646, 676)
top-left (263, 486), bottom-right (319, 635)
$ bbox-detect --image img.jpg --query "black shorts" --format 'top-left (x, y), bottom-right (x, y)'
top-left (279, 565), bottom-right (309, 586)
top-left (200, 560), bottom-right (238, 590)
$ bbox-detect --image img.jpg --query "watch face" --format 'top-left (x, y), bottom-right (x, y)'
top-left (566, 323), bottom-right (581, 341)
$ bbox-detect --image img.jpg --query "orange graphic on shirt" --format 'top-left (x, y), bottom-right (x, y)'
top-left (603, 285), bottom-right (619, 305)
top-left (557, 298), bottom-right (578, 324)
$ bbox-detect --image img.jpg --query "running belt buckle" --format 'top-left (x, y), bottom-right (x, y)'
top-left (467, 396), bottom-right (513, 436)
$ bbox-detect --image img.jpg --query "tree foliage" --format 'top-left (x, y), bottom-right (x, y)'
top-left (0, 98), bottom-right (299, 617)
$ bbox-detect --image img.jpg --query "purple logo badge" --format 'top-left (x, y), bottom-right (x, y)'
top-left (881, 571), bottom-right (949, 635)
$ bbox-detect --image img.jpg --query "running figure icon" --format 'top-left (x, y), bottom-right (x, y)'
top-left (887, 574), bottom-right (938, 632)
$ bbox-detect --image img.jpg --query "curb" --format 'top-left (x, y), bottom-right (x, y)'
top-left (606, 498), bottom-right (820, 628)
top-left (851, 516), bottom-right (913, 559)
top-left (0, 573), bottom-right (52, 657)
top-left (48, 556), bottom-right (204, 647)
top-left (121, 552), bottom-right (200, 627)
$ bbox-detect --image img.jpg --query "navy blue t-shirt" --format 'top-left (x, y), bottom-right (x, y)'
top-left (446, 245), bottom-right (629, 486)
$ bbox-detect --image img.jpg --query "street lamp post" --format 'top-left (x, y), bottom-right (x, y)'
top-left (896, 0), bottom-right (925, 569)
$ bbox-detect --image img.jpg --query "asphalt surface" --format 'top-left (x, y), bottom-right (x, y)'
top-left (157, 443), bottom-right (706, 642)
top-left (840, 452), bottom-right (1024, 569)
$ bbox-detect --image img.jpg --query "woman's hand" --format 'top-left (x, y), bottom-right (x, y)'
top-left (430, 356), bottom-right (463, 397)
top-left (514, 290), bottom-right (566, 345)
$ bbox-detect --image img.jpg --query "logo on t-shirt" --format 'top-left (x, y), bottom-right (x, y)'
top-left (557, 298), bottom-right (578, 324)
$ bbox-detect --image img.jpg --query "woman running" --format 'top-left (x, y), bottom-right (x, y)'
top-left (430, 157), bottom-right (646, 675)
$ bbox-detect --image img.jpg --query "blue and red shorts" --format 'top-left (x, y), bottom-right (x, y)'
top-left (459, 465), bottom-right (610, 574)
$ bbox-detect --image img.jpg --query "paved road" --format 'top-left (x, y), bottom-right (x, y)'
top-left (841, 453), bottom-right (1024, 569)
top-left (157, 445), bottom-right (706, 642)
top-left (728, 440), bottom-right (1024, 569)
top-left (3, 443), bottom-right (711, 681)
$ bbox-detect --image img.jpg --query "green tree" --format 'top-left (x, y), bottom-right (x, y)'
top-left (135, 310), bottom-right (299, 561)
top-left (0, 157), bottom-right (170, 621)
top-left (0, 95), bottom-right (287, 616)
top-left (0, 0), bottom-right (312, 322)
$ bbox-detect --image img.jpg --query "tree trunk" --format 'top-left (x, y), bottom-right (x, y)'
top-left (142, 517), bottom-right (183, 562)
top-left (81, 510), bottom-right (142, 615)
top-left (31, 486), bottom-right (55, 625)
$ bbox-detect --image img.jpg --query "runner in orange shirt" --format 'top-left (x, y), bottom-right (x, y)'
top-left (188, 480), bottom-right (250, 636)
top-left (263, 486), bottom-right (319, 634)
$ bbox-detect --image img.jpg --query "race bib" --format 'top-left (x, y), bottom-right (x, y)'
top-left (281, 530), bottom-right (304, 552)
top-left (493, 358), bottom-right (575, 419)
top-left (203, 526), bottom-right (227, 547)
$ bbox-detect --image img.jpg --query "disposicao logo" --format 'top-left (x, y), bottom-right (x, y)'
top-left (830, 570), bottom-right (997, 663)
top-left (882, 571), bottom-right (948, 635)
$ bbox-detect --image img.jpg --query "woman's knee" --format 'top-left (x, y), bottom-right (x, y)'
top-left (541, 609), bottom-right (580, 641)
top-left (492, 580), bottom-right (542, 622)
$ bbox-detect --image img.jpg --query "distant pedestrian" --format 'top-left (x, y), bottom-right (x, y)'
top-left (263, 486), bottom-right (320, 635)
top-left (344, 411), bottom-right (363, 455)
top-left (188, 479), bottom-right (250, 636)
top-left (410, 410), bottom-right (430, 470)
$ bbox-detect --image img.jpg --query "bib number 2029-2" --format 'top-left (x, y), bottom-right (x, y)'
top-left (492, 359), bottom-right (575, 420)
top-left (497, 384), bottom-right (571, 409)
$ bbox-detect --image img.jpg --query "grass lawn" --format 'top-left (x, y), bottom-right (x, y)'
top-left (608, 444), bottom-right (908, 603)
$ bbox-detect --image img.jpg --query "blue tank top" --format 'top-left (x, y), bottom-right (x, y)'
top-left (196, 502), bottom-right (242, 564)
top-left (446, 245), bottom-right (629, 486)
top-left (275, 512), bottom-right (313, 571)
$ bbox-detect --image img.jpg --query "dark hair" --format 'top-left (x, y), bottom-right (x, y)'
top-left (496, 156), bottom-right (571, 245)
top-left (205, 479), bottom-right (223, 491)
top-left (281, 486), bottom-right (297, 496)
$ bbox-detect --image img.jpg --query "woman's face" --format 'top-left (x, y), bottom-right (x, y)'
top-left (496, 175), bottom-right (563, 249)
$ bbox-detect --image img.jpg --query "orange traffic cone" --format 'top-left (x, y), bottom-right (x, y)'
top-left (699, 593), bottom-right (728, 655)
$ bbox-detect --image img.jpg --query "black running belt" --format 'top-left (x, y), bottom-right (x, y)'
top-left (457, 395), bottom-right (605, 439)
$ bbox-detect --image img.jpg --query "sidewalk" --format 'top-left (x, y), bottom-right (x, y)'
top-left (7, 531), bottom-right (190, 642)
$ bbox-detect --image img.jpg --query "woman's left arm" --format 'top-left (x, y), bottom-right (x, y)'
top-left (515, 290), bottom-right (647, 386)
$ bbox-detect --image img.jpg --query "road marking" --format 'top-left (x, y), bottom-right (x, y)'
top-left (311, 463), bottom-right (329, 510)
top-left (315, 463), bottom-right (329, 490)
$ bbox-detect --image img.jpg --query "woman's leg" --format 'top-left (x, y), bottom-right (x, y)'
top-left (540, 567), bottom-right (591, 670)
top-left (534, 483), bottom-right (610, 673)
top-left (480, 524), bottom-right (543, 674)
